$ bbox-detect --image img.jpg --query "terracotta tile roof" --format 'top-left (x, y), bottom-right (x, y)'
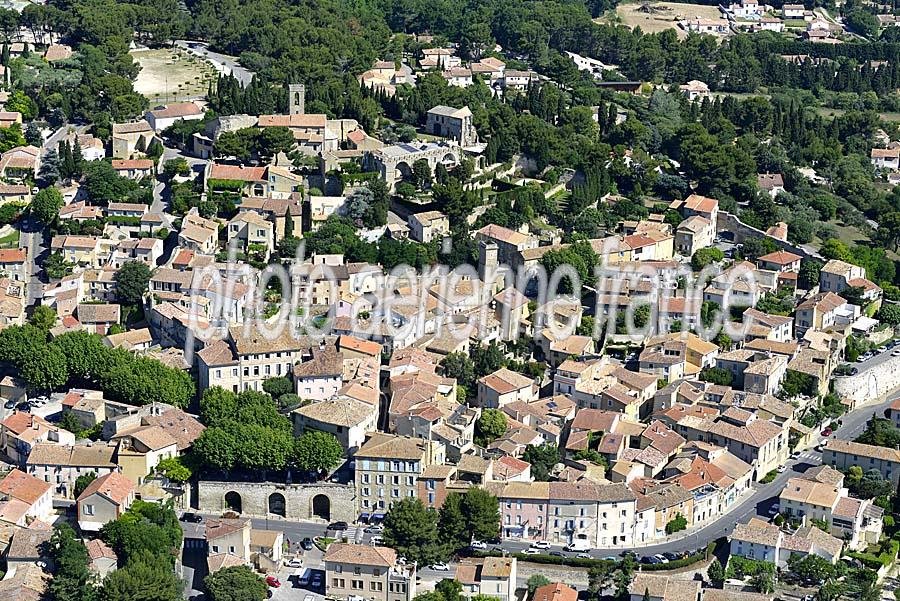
top-left (337, 335), bottom-right (382, 357)
top-left (142, 408), bottom-right (205, 451)
top-left (825, 438), bottom-right (900, 463)
top-left (356, 432), bottom-right (430, 461)
top-left (77, 303), bottom-right (120, 324)
top-left (148, 102), bottom-right (202, 119)
top-left (208, 163), bottom-right (267, 182)
top-left (111, 159), bottom-right (153, 170)
top-left (294, 349), bottom-right (344, 378)
top-left (0, 248), bottom-right (26, 263)
top-left (205, 518), bottom-right (250, 541)
top-left (0, 469), bottom-right (51, 505)
top-left (85, 539), bottom-right (117, 561)
top-left (77, 471), bottom-right (134, 505)
top-left (478, 368), bottom-right (534, 394)
top-left (116, 425), bottom-right (177, 451)
top-left (26, 443), bottom-right (116, 468)
top-left (571, 408), bottom-right (620, 433)
top-left (258, 114), bottom-right (327, 129)
top-left (324, 542), bottom-right (397, 567)
top-left (532, 582), bottom-right (578, 601)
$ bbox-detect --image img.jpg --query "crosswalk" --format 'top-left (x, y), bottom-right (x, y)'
top-left (793, 451), bottom-right (822, 464)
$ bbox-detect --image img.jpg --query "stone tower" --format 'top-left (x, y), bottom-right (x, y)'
top-left (478, 240), bottom-right (501, 290)
top-left (289, 83), bottom-right (305, 115)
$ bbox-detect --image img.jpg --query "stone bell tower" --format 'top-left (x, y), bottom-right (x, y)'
top-left (288, 83), bottom-right (305, 115)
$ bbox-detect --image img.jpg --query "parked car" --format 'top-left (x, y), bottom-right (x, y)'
top-left (662, 552), bottom-right (679, 561)
top-left (777, 465), bottom-right (787, 473)
top-left (431, 562), bottom-right (450, 571)
top-left (550, 551), bottom-right (564, 557)
top-left (821, 428), bottom-right (833, 436)
top-left (577, 553), bottom-right (593, 559)
top-left (301, 537), bottom-right (314, 551)
top-left (470, 540), bottom-right (487, 550)
top-left (3, 400), bottom-right (15, 409)
top-left (486, 537), bottom-right (501, 545)
top-left (364, 525), bottom-right (384, 534)
top-left (286, 557), bottom-right (303, 568)
top-left (371, 536), bottom-right (383, 546)
top-left (181, 513), bottom-right (203, 523)
top-left (641, 556), bottom-right (662, 564)
top-left (266, 576), bottom-right (281, 588)
top-left (328, 521), bottom-right (349, 531)
top-left (653, 554), bottom-right (669, 564)
top-left (530, 540), bottom-right (552, 549)
top-left (522, 549), bottom-right (540, 555)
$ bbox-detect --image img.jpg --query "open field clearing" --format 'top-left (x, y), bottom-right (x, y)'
top-left (597, 1), bottom-right (724, 38)
top-left (131, 47), bottom-right (218, 104)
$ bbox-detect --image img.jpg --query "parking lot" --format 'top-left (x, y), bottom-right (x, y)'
top-left (850, 337), bottom-right (900, 374)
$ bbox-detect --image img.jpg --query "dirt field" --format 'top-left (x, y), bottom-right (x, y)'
top-left (131, 47), bottom-right (218, 104)
top-left (598, 1), bottom-right (725, 38)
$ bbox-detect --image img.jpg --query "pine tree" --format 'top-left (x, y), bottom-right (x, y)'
top-left (71, 138), bottom-right (84, 179)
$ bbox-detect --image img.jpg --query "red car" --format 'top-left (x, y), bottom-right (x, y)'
top-left (821, 428), bottom-right (833, 437)
top-left (266, 576), bottom-right (281, 588)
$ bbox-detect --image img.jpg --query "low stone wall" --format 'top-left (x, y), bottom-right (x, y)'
top-left (716, 212), bottom-right (815, 259)
top-left (198, 480), bottom-right (356, 522)
top-left (833, 354), bottom-right (900, 404)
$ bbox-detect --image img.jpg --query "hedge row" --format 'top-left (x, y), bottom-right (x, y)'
top-left (469, 540), bottom-right (717, 571)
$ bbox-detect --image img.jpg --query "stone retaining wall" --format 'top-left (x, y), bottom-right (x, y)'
top-left (833, 354), bottom-right (900, 403)
top-left (198, 480), bottom-right (356, 522)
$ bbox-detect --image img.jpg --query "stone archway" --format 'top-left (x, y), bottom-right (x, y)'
top-left (269, 492), bottom-right (286, 517)
top-left (441, 152), bottom-right (458, 167)
top-left (312, 494), bottom-right (331, 521)
top-left (395, 161), bottom-right (413, 182)
top-left (224, 491), bottom-right (242, 513)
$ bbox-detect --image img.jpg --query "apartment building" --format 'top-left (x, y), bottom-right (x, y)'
top-left (196, 326), bottom-right (317, 392)
top-left (324, 543), bottom-right (416, 601)
top-left (355, 433), bottom-right (445, 516)
top-left (824, 439), bottom-right (900, 485)
top-left (25, 442), bottom-right (118, 498)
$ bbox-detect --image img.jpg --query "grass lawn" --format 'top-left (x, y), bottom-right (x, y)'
top-left (0, 228), bottom-right (20, 249)
top-left (816, 106), bottom-right (900, 123)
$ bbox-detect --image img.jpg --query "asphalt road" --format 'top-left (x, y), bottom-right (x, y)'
top-left (174, 40), bottom-right (255, 86)
top-left (180, 393), bottom-right (898, 564)
top-left (19, 215), bottom-right (46, 307)
top-left (850, 343), bottom-right (898, 374)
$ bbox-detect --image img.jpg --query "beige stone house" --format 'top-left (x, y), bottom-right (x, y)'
top-left (76, 472), bottom-right (136, 531)
top-left (324, 543), bottom-right (416, 601)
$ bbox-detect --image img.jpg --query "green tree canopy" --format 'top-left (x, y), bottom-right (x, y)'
top-left (382, 498), bottom-right (446, 566)
top-left (205, 565), bottom-right (268, 601)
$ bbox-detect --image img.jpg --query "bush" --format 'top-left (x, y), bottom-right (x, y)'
top-left (665, 513), bottom-right (687, 534)
top-left (760, 470), bottom-right (777, 483)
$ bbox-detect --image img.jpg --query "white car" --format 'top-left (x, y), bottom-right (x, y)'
top-left (522, 548), bottom-right (540, 555)
top-left (530, 540), bottom-right (552, 549)
top-left (371, 536), bottom-right (383, 546)
top-left (430, 562), bottom-right (450, 571)
top-left (470, 541), bottom-right (487, 550)
top-left (286, 558), bottom-right (302, 568)
top-left (576, 553), bottom-right (592, 559)
top-left (776, 465), bottom-right (787, 473)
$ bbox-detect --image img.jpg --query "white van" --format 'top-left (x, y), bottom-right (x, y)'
top-left (564, 539), bottom-right (591, 552)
